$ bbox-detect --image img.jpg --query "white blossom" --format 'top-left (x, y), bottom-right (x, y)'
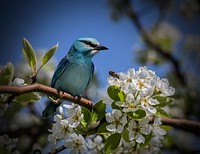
top-left (63, 103), bottom-right (79, 109)
top-left (53, 114), bottom-right (62, 122)
top-left (137, 66), bottom-right (155, 80)
top-left (128, 119), bottom-right (152, 144)
top-left (47, 134), bottom-right (57, 150)
top-left (149, 137), bottom-right (163, 153)
top-left (114, 139), bottom-right (136, 154)
top-left (136, 120), bottom-right (166, 154)
top-left (153, 77), bottom-right (175, 96)
top-left (64, 134), bottom-right (87, 154)
top-left (51, 119), bottom-right (72, 139)
top-left (87, 135), bottom-right (104, 153)
top-left (140, 137), bottom-right (163, 154)
top-left (51, 115), bottom-right (73, 138)
top-left (108, 66), bottom-right (175, 117)
top-left (120, 69), bottom-right (136, 93)
top-left (48, 114), bottom-right (73, 150)
top-left (107, 75), bottom-right (121, 86)
top-left (12, 78), bottom-right (26, 86)
top-left (108, 69), bottom-right (136, 94)
top-left (67, 105), bottom-right (83, 128)
top-left (153, 117), bottom-right (166, 139)
top-left (140, 94), bottom-right (159, 114)
top-left (106, 109), bottom-right (127, 133)
top-left (115, 93), bottom-right (139, 113)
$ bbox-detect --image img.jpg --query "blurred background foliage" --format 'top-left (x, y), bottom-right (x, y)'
top-left (0, 0), bottom-right (200, 153)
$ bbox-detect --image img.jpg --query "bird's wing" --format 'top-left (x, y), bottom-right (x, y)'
top-left (86, 62), bottom-right (94, 88)
top-left (51, 56), bottom-right (69, 87)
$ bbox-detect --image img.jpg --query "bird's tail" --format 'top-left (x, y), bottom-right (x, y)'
top-left (42, 102), bottom-right (60, 118)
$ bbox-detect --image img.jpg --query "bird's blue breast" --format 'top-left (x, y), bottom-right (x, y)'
top-left (53, 57), bottom-right (93, 96)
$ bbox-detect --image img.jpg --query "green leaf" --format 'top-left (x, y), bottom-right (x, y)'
top-left (0, 62), bottom-right (14, 85)
top-left (22, 38), bottom-right (37, 74)
top-left (111, 101), bottom-right (121, 110)
top-left (36, 43), bottom-right (58, 75)
top-left (97, 122), bottom-right (110, 134)
top-left (104, 133), bottom-right (121, 154)
top-left (5, 101), bottom-right (23, 118)
top-left (107, 85), bottom-right (126, 101)
top-left (156, 108), bottom-right (169, 117)
top-left (153, 95), bottom-right (166, 102)
top-left (14, 92), bottom-right (41, 104)
top-left (153, 95), bottom-right (173, 107)
top-left (140, 134), bottom-right (152, 148)
top-left (42, 43), bottom-right (58, 66)
top-left (81, 107), bottom-right (91, 127)
top-left (161, 125), bottom-right (173, 131)
top-left (91, 100), bottom-right (106, 122)
top-left (122, 128), bottom-right (130, 142)
top-left (127, 109), bottom-right (146, 120)
top-left (163, 134), bottom-right (174, 149)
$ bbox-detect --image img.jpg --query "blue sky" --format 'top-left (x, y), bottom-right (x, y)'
top-left (1, 0), bottom-right (199, 88)
top-left (0, 0), bottom-right (142, 87)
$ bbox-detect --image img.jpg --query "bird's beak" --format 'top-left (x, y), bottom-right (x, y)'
top-left (94, 44), bottom-right (108, 51)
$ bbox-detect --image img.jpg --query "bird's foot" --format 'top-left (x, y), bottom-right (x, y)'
top-left (48, 89), bottom-right (65, 104)
top-left (74, 95), bottom-right (81, 101)
top-left (48, 95), bottom-right (61, 104)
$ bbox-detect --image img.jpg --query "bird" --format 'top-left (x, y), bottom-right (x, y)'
top-left (42, 37), bottom-right (108, 117)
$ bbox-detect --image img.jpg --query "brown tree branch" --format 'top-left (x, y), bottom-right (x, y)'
top-left (162, 117), bottom-right (200, 135)
top-left (148, 116), bottom-right (200, 136)
top-left (0, 83), bottom-right (93, 111)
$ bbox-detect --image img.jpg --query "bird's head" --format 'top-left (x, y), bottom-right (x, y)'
top-left (69, 37), bottom-right (108, 58)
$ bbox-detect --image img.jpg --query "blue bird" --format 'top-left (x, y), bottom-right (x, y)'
top-left (42, 37), bottom-right (108, 117)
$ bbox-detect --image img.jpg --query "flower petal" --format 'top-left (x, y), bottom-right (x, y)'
top-left (135, 133), bottom-right (145, 143)
top-left (106, 124), bottom-right (116, 132)
top-left (106, 113), bottom-right (114, 123)
top-left (112, 109), bottom-right (122, 118)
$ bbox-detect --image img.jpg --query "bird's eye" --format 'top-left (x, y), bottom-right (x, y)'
top-left (84, 41), bottom-right (91, 45)
top-left (80, 40), bottom-right (97, 48)
top-left (85, 41), bottom-right (90, 45)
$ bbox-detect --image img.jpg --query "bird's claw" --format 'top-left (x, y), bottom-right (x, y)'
top-left (48, 95), bottom-right (61, 104)
top-left (74, 95), bottom-right (81, 101)
top-left (48, 90), bottom-right (65, 104)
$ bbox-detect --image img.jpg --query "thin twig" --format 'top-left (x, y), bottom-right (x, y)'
top-left (6, 93), bottom-right (17, 105)
top-left (47, 145), bottom-right (66, 154)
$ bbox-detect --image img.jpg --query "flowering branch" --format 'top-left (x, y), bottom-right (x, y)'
top-left (0, 83), bottom-right (200, 136)
top-left (1, 66), bottom-right (200, 153)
